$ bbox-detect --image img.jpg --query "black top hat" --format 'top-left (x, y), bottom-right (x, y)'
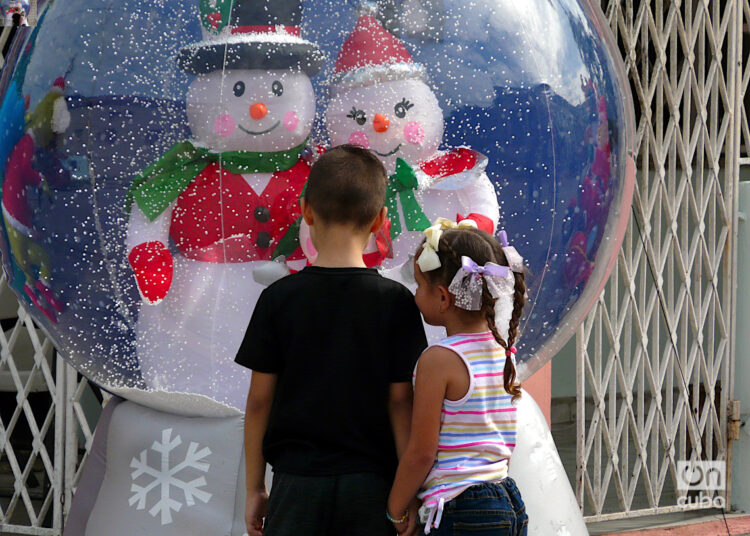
top-left (177, 0), bottom-right (324, 76)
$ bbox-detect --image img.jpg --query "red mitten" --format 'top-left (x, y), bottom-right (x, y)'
top-left (128, 241), bottom-right (173, 304)
top-left (420, 147), bottom-right (477, 178)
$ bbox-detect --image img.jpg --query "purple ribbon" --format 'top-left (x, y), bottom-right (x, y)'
top-left (461, 256), bottom-right (510, 278)
top-left (498, 230), bottom-right (509, 247)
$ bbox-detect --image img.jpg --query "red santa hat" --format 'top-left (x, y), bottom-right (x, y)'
top-left (331, 4), bottom-right (426, 93)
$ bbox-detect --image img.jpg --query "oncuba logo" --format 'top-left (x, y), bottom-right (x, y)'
top-left (676, 460), bottom-right (726, 509)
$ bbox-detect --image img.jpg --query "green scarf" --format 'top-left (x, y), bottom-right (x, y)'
top-left (126, 139), bottom-right (307, 221)
top-left (386, 158), bottom-right (431, 240)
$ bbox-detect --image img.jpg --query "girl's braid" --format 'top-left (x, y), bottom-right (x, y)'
top-left (506, 272), bottom-right (526, 351)
top-left (480, 282), bottom-right (508, 350)
top-left (426, 229), bottom-right (524, 401)
top-left (480, 275), bottom-right (522, 402)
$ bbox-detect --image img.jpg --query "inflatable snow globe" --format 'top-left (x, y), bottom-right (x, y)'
top-left (0, 0), bottom-right (635, 415)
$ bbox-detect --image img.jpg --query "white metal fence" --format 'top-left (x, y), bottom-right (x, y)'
top-left (576, 0), bottom-right (746, 521)
top-left (0, 279), bottom-right (100, 535)
top-left (1, 274), bottom-right (62, 535)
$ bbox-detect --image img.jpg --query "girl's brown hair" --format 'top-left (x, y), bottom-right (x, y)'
top-left (419, 228), bottom-right (526, 401)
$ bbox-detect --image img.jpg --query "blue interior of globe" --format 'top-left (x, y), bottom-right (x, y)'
top-left (0, 0), bottom-right (633, 395)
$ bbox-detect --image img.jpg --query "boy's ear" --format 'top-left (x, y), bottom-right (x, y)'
top-left (369, 206), bottom-right (388, 233)
top-left (301, 198), bottom-right (314, 226)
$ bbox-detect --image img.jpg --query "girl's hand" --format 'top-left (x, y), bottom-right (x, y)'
top-left (392, 518), bottom-right (409, 535)
top-left (405, 498), bottom-right (420, 535)
top-left (388, 507), bottom-right (409, 535)
top-left (390, 500), bottom-right (420, 535)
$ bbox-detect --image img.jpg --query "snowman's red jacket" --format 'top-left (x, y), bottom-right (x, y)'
top-left (169, 158), bottom-right (308, 263)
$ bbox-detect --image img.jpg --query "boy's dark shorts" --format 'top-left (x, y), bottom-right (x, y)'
top-left (264, 472), bottom-right (395, 536)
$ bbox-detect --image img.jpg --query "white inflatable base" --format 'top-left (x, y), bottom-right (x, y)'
top-left (510, 389), bottom-right (589, 535)
top-left (105, 385), bottom-right (243, 417)
top-left (70, 391), bottom-right (589, 535)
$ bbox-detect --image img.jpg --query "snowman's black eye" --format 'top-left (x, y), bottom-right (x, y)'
top-left (346, 106), bottom-right (367, 126)
top-left (272, 80), bottom-right (284, 96)
top-left (233, 81), bottom-right (245, 97)
top-left (394, 98), bottom-right (414, 119)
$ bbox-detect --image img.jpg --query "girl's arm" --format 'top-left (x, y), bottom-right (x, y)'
top-left (387, 347), bottom-right (454, 521)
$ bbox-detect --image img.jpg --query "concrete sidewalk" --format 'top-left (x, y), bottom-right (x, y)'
top-left (590, 512), bottom-right (750, 535)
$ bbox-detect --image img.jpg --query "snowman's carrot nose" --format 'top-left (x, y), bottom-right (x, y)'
top-left (250, 102), bottom-right (268, 120)
top-left (373, 114), bottom-right (390, 133)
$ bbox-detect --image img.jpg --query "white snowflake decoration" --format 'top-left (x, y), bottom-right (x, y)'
top-left (129, 428), bottom-right (212, 525)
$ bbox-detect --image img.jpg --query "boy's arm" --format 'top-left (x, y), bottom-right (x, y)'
top-left (387, 289), bottom-right (427, 456)
top-left (244, 371), bottom-right (277, 536)
top-left (389, 382), bottom-right (414, 458)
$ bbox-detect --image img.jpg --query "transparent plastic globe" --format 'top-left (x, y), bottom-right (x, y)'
top-left (0, 0), bottom-right (634, 415)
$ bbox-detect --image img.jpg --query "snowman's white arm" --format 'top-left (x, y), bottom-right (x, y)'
top-left (126, 202), bottom-right (174, 251)
top-left (456, 171), bottom-right (500, 234)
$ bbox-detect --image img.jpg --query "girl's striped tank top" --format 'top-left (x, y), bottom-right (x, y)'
top-left (416, 332), bottom-right (517, 531)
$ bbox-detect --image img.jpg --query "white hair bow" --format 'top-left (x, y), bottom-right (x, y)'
top-left (416, 217), bottom-right (478, 272)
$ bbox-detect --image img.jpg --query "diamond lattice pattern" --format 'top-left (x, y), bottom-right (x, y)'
top-left (0, 274), bottom-right (59, 532)
top-left (576, 0), bottom-right (744, 519)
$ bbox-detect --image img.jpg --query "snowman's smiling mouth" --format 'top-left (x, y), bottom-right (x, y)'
top-left (239, 121), bottom-right (280, 136)
top-left (373, 144), bottom-right (402, 157)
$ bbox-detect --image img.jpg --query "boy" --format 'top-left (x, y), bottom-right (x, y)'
top-left (236, 145), bottom-right (427, 536)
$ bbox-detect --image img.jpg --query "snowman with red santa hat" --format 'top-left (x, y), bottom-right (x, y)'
top-left (125, 0), bottom-right (322, 411)
top-left (300, 4), bottom-right (499, 277)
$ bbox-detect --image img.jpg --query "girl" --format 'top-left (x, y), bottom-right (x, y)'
top-left (386, 218), bottom-right (528, 535)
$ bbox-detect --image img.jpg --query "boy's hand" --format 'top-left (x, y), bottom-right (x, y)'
top-left (243, 374), bottom-right (276, 535)
top-left (245, 489), bottom-right (268, 536)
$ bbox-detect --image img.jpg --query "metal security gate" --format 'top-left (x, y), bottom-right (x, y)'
top-left (576, 0), bottom-right (746, 521)
top-left (0, 278), bottom-right (102, 535)
top-left (0, 273), bottom-right (62, 535)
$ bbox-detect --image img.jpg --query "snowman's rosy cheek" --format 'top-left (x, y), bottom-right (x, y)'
top-left (404, 121), bottom-right (425, 145)
top-left (283, 111), bottom-right (299, 132)
top-left (348, 131), bottom-right (370, 149)
top-left (214, 114), bottom-right (236, 137)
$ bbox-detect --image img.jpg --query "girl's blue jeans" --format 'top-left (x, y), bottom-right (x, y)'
top-left (422, 478), bottom-right (528, 535)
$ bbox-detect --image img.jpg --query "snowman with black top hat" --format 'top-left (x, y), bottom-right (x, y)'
top-left (60, 5), bottom-right (324, 533)
top-left (125, 0), bottom-right (322, 411)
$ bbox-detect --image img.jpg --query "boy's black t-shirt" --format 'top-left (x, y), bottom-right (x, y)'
top-left (235, 266), bottom-right (427, 477)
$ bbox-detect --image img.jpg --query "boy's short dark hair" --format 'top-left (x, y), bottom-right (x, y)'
top-left (305, 145), bottom-right (387, 228)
